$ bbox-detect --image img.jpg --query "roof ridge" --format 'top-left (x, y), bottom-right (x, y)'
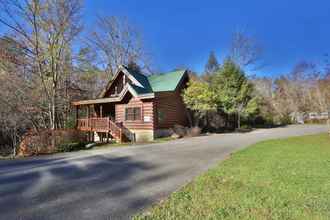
top-left (148, 69), bottom-right (186, 77)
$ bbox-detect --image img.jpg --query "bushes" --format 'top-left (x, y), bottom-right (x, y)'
top-left (57, 142), bottom-right (87, 152)
top-left (18, 129), bottom-right (87, 156)
top-left (172, 125), bottom-right (187, 138)
top-left (186, 126), bottom-right (202, 137)
top-left (172, 125), bottom-right (202, 138)
top-left (0, 145), bottom-right (13, 157)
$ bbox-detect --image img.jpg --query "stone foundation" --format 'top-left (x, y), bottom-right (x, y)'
top-left (130, 129), bottom-right (154, 142)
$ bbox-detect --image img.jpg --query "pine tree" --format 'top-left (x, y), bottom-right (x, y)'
top-left (212, 58), bottom-right (258, 129)
top-left (127, 60), bottom-right (142, 74)
top-left (203, 51), bottom-right (220, 82)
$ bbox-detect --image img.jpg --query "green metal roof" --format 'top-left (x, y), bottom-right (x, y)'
top-left (147, 70), bottom-right (186, 92)
top-left (103, 67), bottom-right (187, 97)
top-left (130, 84), bottom-right (152, 95)
top-left (129, 69), bottom-right (153, 93)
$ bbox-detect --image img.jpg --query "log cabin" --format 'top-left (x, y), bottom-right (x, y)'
top-left (72, 65), bottom-right (190, 142)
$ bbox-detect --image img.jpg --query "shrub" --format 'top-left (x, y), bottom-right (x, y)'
top-left (273, 115), bottom-right (292, 125)
top-left (186, 126), bottom-right (201, 137)
top-left (172, 125), bottom-right (202, 138)
top-left (0, 145), bottom-right (14, 157)
top-left (18, 129), bottom-right (87, 156)
top-left (235, 124), bottom-right (253, 133)
top-left (57, 142), bottom-right (87, 152)
top-left (173, 124), bottom-right (187, 138)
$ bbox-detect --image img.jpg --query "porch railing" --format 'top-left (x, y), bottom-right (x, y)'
top-left (90, 117), bottom-right (110, 132)
top-left (109, 120), bottom-right (122, 140)
top-left (77, 118), bottom-right (90, 131)
top-left (77, 117), bottom-right (112, 131)
top-left (120, 125), bottom-right (136, 142)
top-left (77, 117), bottom-right (132, 142)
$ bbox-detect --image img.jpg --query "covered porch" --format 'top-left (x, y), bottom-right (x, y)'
top-left (72, 98), bottom-right (135, 143)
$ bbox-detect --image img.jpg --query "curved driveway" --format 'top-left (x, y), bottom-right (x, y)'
top-left (0, 125), bottom-right (327, 220)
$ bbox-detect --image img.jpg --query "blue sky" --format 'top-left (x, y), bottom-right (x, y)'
top-left (3, 0), bottom-right (328, 76)
top-left (0, 0), bottom-right (327, 76)
top-left (83, 0), bottom-right (330, 76)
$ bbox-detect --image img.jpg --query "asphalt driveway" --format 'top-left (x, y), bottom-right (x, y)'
top-left (0, 125), bottom-right (327, 220)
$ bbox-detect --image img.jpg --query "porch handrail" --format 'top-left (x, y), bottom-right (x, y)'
top-left (77, 117), bottom-right (134, 143)
top-left (120, 125), bottom-right (136, 142)
top-left (90, 117), bottom-right (110, 132)
top-left (109, 119), bottom-right (122, 141)
top-left (77, 117), bottom-right (110, 131)
top-left (77, 118), bottom-right (90, 130)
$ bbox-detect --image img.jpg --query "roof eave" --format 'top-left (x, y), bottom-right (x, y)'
top-left (72, 84), bottom-right (154, 106)
top-left (98, 65), bottom-right (145, 98)
top-left (173, 70), bottom-right (188, 91)
top-left (138, 93), bottom-right (155, 99)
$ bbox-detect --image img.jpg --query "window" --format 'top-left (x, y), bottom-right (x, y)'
top-left (125, 107), bottom-right (141, 121)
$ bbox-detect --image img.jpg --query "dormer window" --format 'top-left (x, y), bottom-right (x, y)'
top-left (115, 86), bottom-right (118, 95)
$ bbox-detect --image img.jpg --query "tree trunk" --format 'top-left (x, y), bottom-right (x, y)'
top-left (237, 112), bottom-right (241, 130)
top-left (185, 108), bottom-right (193, 127)
top-left (12, 128), bottom-right (17, 158)
top-left (51, 85), bottom-right (57, 148)
top-left (205, 111), bottom-right (209, 130)
top-left (224, 113), bottom-right (228, 128)
top-left (51, 92), bottom-right (56, 130)
top-left (49, 103), bottom-right (53, 129)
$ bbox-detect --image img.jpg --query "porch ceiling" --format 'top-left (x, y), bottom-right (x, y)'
top-left (72, 97), bottom-right (120, 106)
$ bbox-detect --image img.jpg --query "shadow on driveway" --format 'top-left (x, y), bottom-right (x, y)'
top-left (0, 154), bottom-right (172, 219)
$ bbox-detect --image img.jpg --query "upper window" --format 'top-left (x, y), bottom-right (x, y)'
top-left (125, 107), bottom-right (141, 121)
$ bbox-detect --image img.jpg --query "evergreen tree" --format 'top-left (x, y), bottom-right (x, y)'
top-left (127, 60), bottom-right (142, 74)
top-left (212, 58), bottom-right (258, 129)
top-left (203, 51), bottom-right (220, 82)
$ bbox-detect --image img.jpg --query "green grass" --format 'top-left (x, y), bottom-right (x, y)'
top-left (134, 134), bottom-right (330, 220)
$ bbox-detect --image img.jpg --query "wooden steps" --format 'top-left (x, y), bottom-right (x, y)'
top-left (77, 117), bottom-right (135, 143)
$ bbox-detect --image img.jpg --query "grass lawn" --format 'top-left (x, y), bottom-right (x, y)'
top-left (135, 134), bottom-right (330, 220)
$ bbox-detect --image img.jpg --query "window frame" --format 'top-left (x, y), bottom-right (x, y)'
top-left (125, 106), bottom-right (142, 121)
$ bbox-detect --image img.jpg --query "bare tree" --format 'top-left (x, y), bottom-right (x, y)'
top-left (229, 30), bottom-right (263, 70)
top-left (88, 16), bottom-right (151, 77)
top-left (311, 72), bottom-right (330, 134)
top-left (73, 46), bottom-right (108, 99)
top-left (0, 65), bottom-right (37, 156)
top-left (269, 63), bottom-right (315, 123)
top-left (0, 0), bottom-right (83, 130)
top-left (255, 60), bottom-right (330, 127)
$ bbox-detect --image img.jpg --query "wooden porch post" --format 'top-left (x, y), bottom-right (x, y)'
top-left (75, 105), bottom-right (79, 128)
top-left (87, 105), bottom-right (90, 142)
top-left (87, 104), bottom-right (90, 128)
